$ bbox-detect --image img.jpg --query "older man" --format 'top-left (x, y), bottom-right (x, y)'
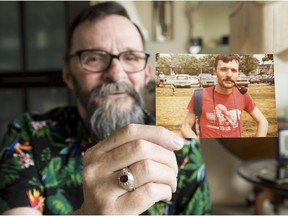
top-left (0, 2), bottom-right (211, 215)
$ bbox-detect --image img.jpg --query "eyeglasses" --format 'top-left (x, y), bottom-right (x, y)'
top-left (65, 49), bottom-right (150, 73)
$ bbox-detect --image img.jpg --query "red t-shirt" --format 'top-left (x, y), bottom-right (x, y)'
top-left (187, 86), bottom-right (256, 138)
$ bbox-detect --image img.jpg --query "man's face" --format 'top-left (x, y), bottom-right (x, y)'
top-left (214, 60), bottom-right (240, 89)
top-left (63, 15), bottom-right (152, 141)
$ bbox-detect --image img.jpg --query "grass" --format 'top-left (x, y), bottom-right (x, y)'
top-left (156, 84), bottom-right (278, 137)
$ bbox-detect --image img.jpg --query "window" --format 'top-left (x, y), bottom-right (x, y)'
top-left (0, 1), bottom-right (89, 138)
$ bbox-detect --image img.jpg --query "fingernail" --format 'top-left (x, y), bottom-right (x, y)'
top-left (172, 135), bottom-right (185, 149)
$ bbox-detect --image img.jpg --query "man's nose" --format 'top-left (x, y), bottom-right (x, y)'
top-left (103, 58), bottom-right (127, 82)
top-left (226, 70), bottom-right (233, 77)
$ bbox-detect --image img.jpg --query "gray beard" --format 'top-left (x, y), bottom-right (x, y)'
top-left (88, 95), bottom-right (145, 142)
top-left (72, 77), bottom-right (145, 143)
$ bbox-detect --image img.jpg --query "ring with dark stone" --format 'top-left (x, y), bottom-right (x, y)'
top-left (118, 167), bottom-right (135, 192)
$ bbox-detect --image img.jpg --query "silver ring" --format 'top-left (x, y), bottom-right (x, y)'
top-left (118, 167), bottom-right (135, 192)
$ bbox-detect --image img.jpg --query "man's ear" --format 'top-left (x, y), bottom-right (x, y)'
top-left (212, 68), bottom-right (216, 75)
top-left (62, 62), bottom-right (75, 91)
top-left (144, 63), bottom-right (153, 85)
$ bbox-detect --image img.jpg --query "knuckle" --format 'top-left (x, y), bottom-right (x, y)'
top-left (82, 164), bottom-right (94, 184)
top-left (143, 183), bottom-right (157, 197)
top-left (140, 159), bottom-right (153, 176)
top-left (143, 183), bottom-right (172, 202)
top-left (130, 139), bottom-right (148, 155)
top-left (122, 123), bottom-right (138, 137)
top-left (83, 145), bottom-right (102, 166)
top-left (155, 126), bottom-right (166, 136)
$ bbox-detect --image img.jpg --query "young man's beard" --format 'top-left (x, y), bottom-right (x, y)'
top-left (72, 76), bottom-right (145, 143)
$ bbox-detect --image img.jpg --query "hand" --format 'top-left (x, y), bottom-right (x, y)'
top-left (76, 124), bottom-right (185, 215)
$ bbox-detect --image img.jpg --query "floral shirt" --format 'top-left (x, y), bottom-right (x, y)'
top-left (0, 106), bottom-right (211, 215)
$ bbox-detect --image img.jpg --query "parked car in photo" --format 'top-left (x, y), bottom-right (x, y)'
top-left (199, 73), bottom-right (216, 88)
top-left (268, 76), bottom-right (275, 85)
top-left (174, 74), bottom-right (193, 88)
top-left (189, 75), bottom-right (200, 87)
top-left (236, 74), bottom-right (249, 87)
top-left (164, 75), bottom-right (175, 85)
top-left (262, 75), bottom-right (275, 85)
top-left (249, 76), bottom-right (260, 84)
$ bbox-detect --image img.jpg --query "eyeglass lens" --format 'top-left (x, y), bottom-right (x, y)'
top-left (80, 51), bottom-right (147, 73)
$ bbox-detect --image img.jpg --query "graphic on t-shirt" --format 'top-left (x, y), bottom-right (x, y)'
top-left (206, 104), bottom-right (241, 132)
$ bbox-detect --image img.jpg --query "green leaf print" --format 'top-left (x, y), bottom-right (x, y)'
top-left (203, 180), bottom-right (212, 214)
top-left (183, 163), bottom-right (194, 170)
top-left (190, 147), bottom-right (203, 165)
top-left (46, 190), bottom-right (73, 214)
top-left (186, 188), bottom-right (204, 215)
top-left (32, 128), bottom-right (48, 137)
top-left (28, 177), bottom-right (44, 191)
top-left (177, 173), bottom-right (187, 188)
top-left (42, 157), bottom-right (62, 188)
top-left (190, 149), bottom-right (203, 171)
top-left (181, 143), bottom-right (190, 155)
top-left (40, 148), bottom-right (51, 162)
top-left (147, 201), bottom-right (168, 215)
top-left (0, 158), bottom-right (21, 189)
top-left (59, 157), bottom-right (82, 187)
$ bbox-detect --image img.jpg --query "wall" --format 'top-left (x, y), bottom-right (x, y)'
top-left (134, 1), bottom-right (235, 66)
top-left (275, 51), bottom-right (288, 115)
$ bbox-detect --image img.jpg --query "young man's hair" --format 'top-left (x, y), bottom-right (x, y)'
top-left (65, 1), bottom-right (145, 58)
top-left (214, 54), bottom-right (241, 70)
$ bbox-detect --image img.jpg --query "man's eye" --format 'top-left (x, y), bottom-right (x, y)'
top-left (87, 54), bottom-right (102, 62)
top-left (82, 53), bottom-right (107, 65)
top-left (123, 54), bottom-right (138, 61)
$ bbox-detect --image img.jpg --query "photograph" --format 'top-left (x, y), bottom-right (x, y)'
top-left (156, 53), bottom-right (278, 138)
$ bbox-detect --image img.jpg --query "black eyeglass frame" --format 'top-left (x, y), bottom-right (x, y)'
top-left (65, 49), bottom-right (150, 73)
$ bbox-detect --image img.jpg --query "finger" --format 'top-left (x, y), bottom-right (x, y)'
top-left (129, 159), bottom-right (177, 193)
top-left (116, 183), bottom-right (172, 215)
top-left (105, 139), bottom-right (178, 174)
top-left (81, 166), bottom-right (126, 210)
top-left (96, 124), bottom-right (186, 152)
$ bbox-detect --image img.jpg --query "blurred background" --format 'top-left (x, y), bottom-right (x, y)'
top-left (0, 1), bottom-right (288, 214)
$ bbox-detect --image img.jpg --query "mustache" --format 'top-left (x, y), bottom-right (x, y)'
top-left (223, 78), bottom-right (234, 82)
top-left (91, 82), bottom-right (136, 97)
top-left (88, 82), bottom-right (142, 107)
